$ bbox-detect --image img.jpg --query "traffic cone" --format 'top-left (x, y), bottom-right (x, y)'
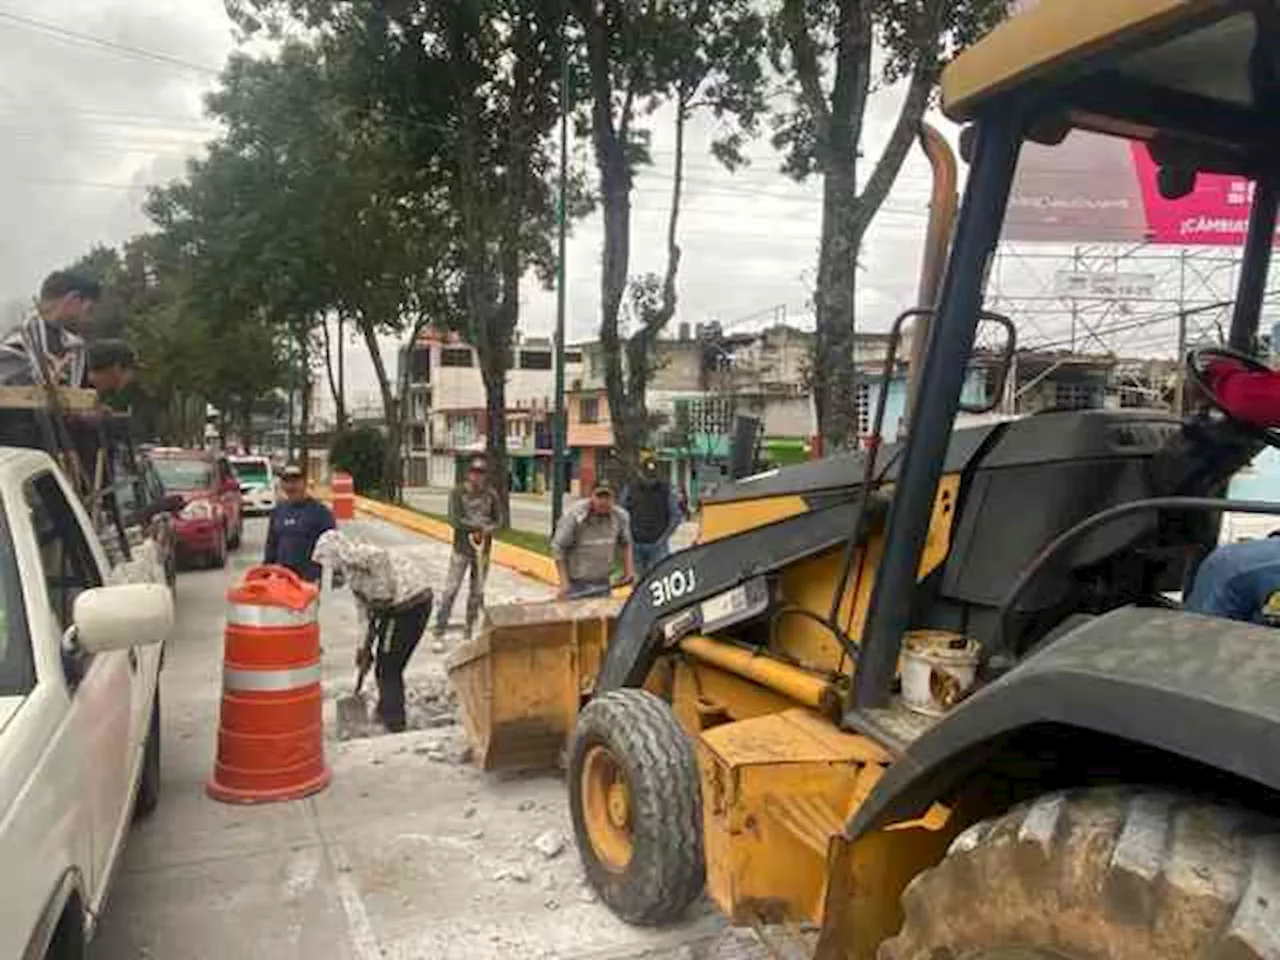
top-left (207, 565), bottom-right (330, 804)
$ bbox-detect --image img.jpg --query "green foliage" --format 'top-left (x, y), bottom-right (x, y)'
top-left (765, 0), bottom-right (1011, 449)
top-left (768, 0), bottom-right (1011, 182)
top-left (329, 427), bottom-right (386, 494)
top-left (569, 0), bottom-right (768, 475)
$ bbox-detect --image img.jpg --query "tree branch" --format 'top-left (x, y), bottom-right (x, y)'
top-left (855, 61), bottom-right (935, 236)
top-left (652, 91), bottom-right (687, 334)
top-left (780, 0), bottom-right (831, 142)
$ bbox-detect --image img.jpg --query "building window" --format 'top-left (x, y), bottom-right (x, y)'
top-left (410, 426), bottom-right (426, 450)
top-left (519, 350), bottom-right (552, 370)
top-left (441, 347), bottom-right (473, 368)
top-left (409, 348), bottom-right (431, 383)
top-left (685, 396), bottom-right (734, 436)
top-left (565, 350), bottom-right (583, 365)
top-left (1054, 381), bottom-right (1095, 410)
top-left (855, 382), bottom-right (872, 436)
top-left (580, 397), bottom-right (600, 424)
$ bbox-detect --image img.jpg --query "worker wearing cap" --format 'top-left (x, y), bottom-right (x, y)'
top-left (264, 465), bottom-right (336, 583)
top-left (619, 455), bottom-right (682, 575)
top-left (431, 456), bottom-right (503, 647)
top-left (551, 480), bottom-right (635, 599)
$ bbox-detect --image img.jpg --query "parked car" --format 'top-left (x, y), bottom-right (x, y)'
top-left (149, 448), bottom-right (244, 568)
top-left (0, 448), bottom-right (173, 960)
top-left (228, 454), bottom-right (277, 516)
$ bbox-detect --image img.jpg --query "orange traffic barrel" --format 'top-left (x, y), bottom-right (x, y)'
top-left (207, 565), bottom-right (330, 804)
top-left (331, 471), bottom-right (354, 521)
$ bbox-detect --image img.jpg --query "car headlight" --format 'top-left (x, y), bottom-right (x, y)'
top-left (181, 499), bottom-right (217, 521)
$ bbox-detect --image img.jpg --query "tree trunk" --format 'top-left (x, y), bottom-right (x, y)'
top-left (356, 315), bottom-right (401, 500)
top-left (395, 318), bottom-right (430, 501)
top-left (576, 2), bottom-right (637, 480)
top-left (814, 153), bottom-right (863, 449)
top-left (336, 313), bottom-right (346, 432)
top-left (320, 316), bottom-right (346, 434)
top-left (298, 337), bottom-right (312, 479)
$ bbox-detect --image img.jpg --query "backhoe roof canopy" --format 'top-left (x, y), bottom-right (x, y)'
top-left (942, 0), bottom-right (1279, 176)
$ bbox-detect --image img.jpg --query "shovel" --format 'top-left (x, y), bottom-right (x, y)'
top-left (336, 635), bottom-right (376, 730)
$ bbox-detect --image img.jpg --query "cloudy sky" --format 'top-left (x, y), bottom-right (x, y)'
top-left (6, 1), bottom-right (1220, 417)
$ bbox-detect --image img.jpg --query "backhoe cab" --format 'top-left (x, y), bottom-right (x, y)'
top-left (450, 3), bottom-right (1280, 957)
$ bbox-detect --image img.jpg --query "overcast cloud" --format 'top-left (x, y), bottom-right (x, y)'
top-left (0, 1), bottom-right (974, 414)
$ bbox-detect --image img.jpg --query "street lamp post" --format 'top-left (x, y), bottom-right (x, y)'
top-left (550, 19), bottom-right (571, 535)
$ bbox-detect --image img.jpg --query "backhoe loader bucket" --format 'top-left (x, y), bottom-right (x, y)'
top-left (446, 596), bottom-right (624, 771)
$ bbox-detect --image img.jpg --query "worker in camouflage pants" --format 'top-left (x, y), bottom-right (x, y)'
top-left (432, 456), bottom-right (502, 650)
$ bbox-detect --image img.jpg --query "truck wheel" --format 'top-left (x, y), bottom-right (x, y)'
top-left (134, 695), bottom-right (161, 818)
top-left (568, 689), bottom-right (704, 925)
top-left (880, 788), bottom-right (1280, 960)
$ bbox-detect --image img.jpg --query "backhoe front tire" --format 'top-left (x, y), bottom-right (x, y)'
top-left (881, 787), bottom-right (1280, 960)
top-left (568, 689), bottom-right (704, 925)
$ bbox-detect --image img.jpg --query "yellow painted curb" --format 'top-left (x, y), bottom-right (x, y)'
top-left (352, 496), bottom-right (559, 585)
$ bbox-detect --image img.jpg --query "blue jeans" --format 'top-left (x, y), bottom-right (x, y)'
top-left (1186, 538), bottom-right (1280, 624)
top-left (633, 540), bottom-right (670, 575)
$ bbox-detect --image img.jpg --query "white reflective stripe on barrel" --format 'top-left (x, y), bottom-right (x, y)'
top-left (226, 602), bottom-right (318, 628)
top-left (224, 663), bottom-right (322, 692)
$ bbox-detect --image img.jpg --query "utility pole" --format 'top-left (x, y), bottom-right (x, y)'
top-left (550, 16), bottom-right (571, 534)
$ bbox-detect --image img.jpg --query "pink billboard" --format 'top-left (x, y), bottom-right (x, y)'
top-left (1004, 131), bottom-right (1273, 247)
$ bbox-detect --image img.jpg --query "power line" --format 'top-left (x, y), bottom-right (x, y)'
top-left (0, 8), bottom-right (223, 76)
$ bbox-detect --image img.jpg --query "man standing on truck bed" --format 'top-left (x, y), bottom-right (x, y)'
top-left (431, 456), bottom-right (502, 649)
top-left (0, 270), bottom-right (99, 386)
top-left (552, 480), bottom-right (635, 599)
top-left (264, 465), bottom-right (335, 583)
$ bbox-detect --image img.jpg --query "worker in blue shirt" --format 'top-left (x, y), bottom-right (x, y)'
top-left (264, 464), bottom-right (336, 582)
top-left (1185, 536), bottom-right (1280, 626)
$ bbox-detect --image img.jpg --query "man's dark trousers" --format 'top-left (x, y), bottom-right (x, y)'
top-left (371, 597), bottom-right (433, 732)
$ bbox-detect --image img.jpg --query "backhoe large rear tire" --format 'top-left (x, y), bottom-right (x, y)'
top-left (568, 689), bottom-right (704, 925)
top-left (880, 787), bottom-right (1280, 960)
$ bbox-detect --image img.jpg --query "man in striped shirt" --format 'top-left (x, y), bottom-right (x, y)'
top-left (0, 270), bottom-right (100, 387)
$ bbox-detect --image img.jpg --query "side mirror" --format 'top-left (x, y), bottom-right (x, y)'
top-left (239, 482), bottom-right (252, 493)
top-left (222, 476), bottom-right (240, 494)
top-left (72, 583), bottom-right (174, 655)
top-left (163, 493), bottom-right (185, 514)
top-left (960, 311), bottom-right (1018, 415)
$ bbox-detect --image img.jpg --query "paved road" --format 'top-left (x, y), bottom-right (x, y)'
top-left (91, 517), bottom-right (760, 960)
top-left (404, 487), bottom-right (698, 548)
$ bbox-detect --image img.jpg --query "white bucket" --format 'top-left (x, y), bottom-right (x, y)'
top-left (901, 631), bottom-right (981, 716)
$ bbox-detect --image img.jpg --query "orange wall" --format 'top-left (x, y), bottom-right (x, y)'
top-left (567, 390), bottom-right (614, 447)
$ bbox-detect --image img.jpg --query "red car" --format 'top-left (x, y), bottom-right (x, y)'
top-left (150, 449), bottom-right (244, 568)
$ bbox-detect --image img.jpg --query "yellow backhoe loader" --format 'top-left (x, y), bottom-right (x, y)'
top-left (449, 2), bottom-right (1280, 956)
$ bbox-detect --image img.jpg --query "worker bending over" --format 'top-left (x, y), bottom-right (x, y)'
top-left (551, 480), bottom-right (635, 599)
top-left (312, 530), bottom-right (434, 732)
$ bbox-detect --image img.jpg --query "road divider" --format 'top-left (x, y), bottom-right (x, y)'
top-left (353, 496), bottom-right (559, 585)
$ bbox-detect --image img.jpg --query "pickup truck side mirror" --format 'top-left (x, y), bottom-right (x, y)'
top-left (72, 584), bottom-right (174, 655)
top-left (163, 493), bottom-right (185, 514)
top-left (222, 476), bottom-right (241, 494)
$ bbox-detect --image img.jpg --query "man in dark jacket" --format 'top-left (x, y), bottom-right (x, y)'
top-left (264, 465), bottom-right (336, 582)
top-left (619, 456), bottom-right (682, 575)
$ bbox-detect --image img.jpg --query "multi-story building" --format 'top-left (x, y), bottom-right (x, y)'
top-left (398, 328), bottom-right (582, 489)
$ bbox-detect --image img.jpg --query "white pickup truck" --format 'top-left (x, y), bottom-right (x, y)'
top-left (0, 448), bottom-right (173, 959)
